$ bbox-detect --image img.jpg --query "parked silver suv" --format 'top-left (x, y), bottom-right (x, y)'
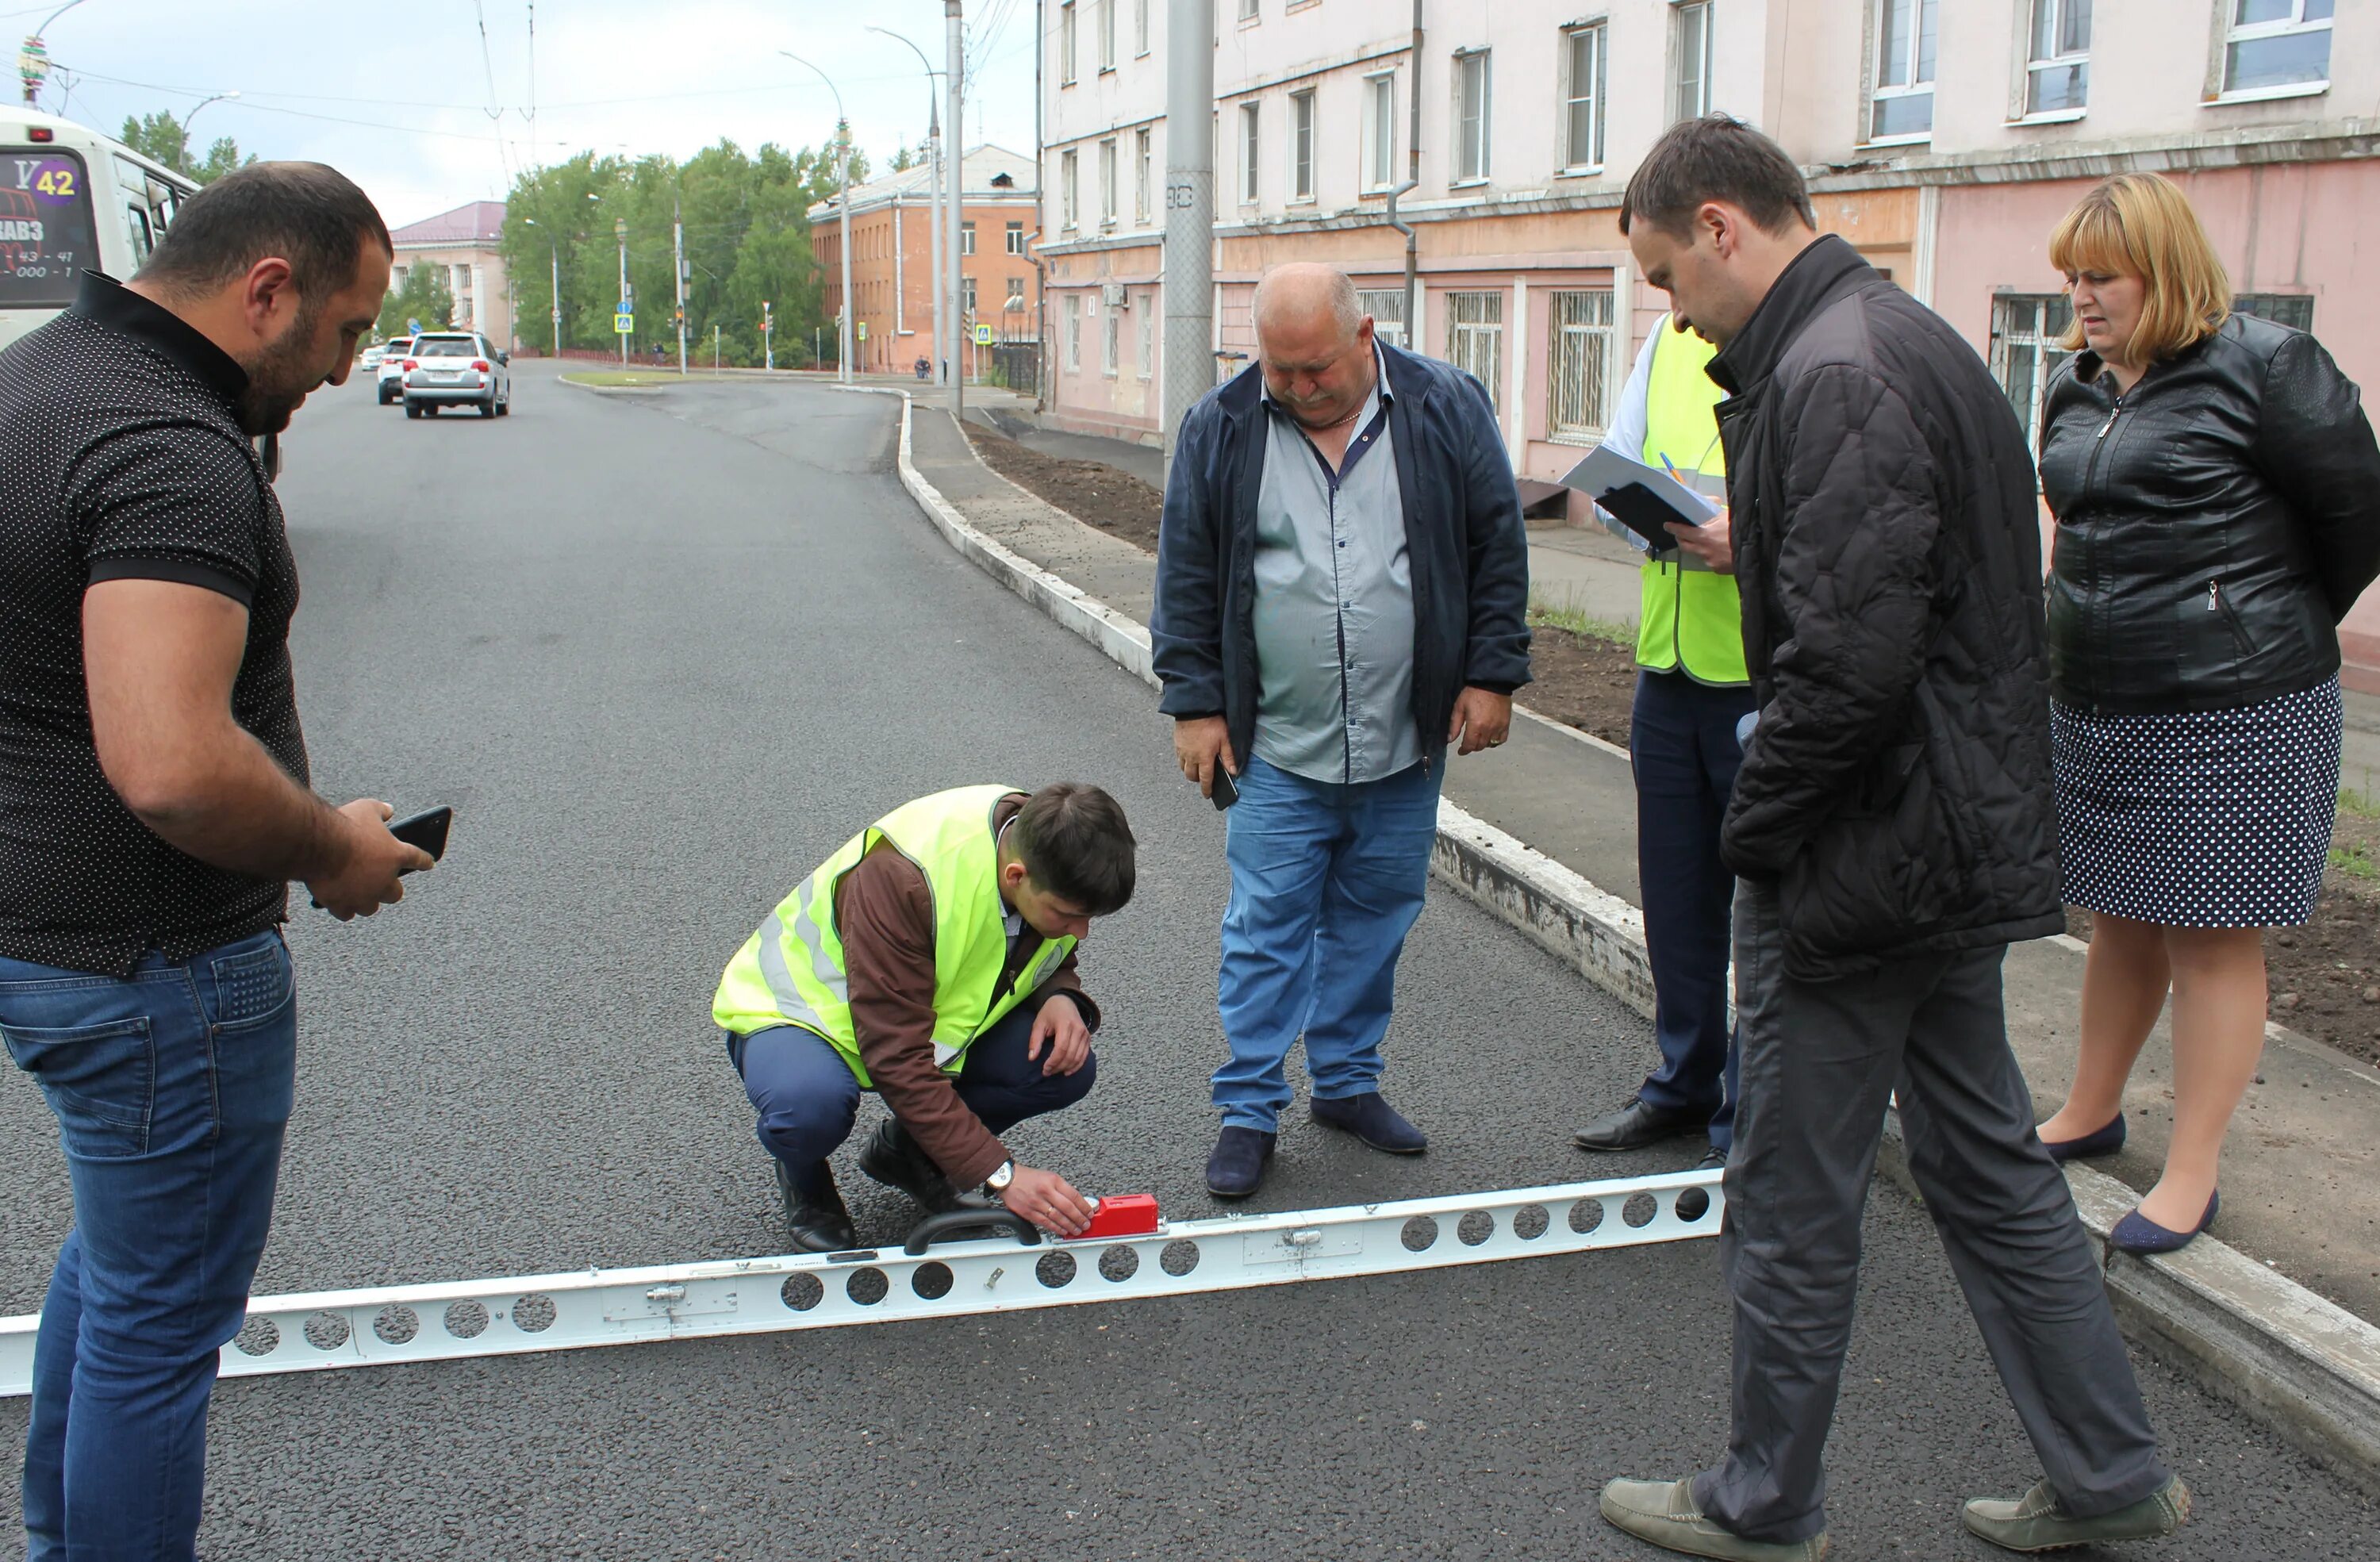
top-left (401, 332), bottom-right (512, 419)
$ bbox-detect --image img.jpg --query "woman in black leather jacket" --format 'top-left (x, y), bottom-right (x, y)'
top-left (2031, 174), bottom-right (2380, 1255)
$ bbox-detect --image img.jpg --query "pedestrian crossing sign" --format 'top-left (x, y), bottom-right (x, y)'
top-left (973, 323), bottom-right (995, 346)
top-left (613, 310), bottom-right (634, 336)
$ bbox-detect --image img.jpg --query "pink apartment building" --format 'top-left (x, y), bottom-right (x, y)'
top-left (1036, 0), bottom-right (2379, 689)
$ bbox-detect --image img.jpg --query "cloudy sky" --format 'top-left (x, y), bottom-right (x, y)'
top-left (20, 0), bottom-right (1042, 225)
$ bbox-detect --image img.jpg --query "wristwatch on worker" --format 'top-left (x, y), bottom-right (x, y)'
top-left (982, 1160), bottom-right (1016, 1199)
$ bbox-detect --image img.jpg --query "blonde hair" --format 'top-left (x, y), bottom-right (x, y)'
top-left (2048, 174), bottom-right (2230, 363)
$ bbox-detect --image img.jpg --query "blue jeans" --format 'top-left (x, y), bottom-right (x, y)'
top-left (1632, 670), bottom-right (1754, 1152)
top-left (728, 1004), bottom-right (1096, 1188)
top-left (2, 930), bottom-right (298, 1562)
top-left (1214, 754), bottom-right (1442, 1132)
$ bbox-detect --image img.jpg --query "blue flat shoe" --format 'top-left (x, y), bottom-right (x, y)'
top-left (1311, 1092), bottom-right (1427, 1154)
top-left (2109, 1190), bottom-right (2218, 1255)
top-left (2040, 1112), bottom-right (2126, 1162)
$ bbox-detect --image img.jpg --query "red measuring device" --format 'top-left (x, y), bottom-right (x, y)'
top-left (1080, 1194), bottom-right (1161, 1240)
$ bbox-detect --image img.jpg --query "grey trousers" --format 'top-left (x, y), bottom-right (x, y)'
top-left (1694, 879), bottom-right (2171, 1545)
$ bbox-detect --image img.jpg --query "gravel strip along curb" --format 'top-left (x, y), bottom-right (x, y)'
top-left (850, 384), bottom-right (2380, 1492)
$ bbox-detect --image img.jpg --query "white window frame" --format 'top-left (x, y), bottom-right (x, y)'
top-left (1099, 137), bottom-right (1119, 227)
top-left (1240, 102), bottom-right (1262, 205)
top-left (1561, 21), bottom-right (1607, 173)
top-left (1987, 294), bottom-right (2074, 468)
top-left (1103, 306), bottom-right (1119, 377)
top-left (1096, 0), bottom-right (1115, 71)
top-left (1867, 0), bottom-right (1938, 144)
top-left (1135, 0), bottom-right (1151, 56)
top-left (1445, 290), bottom-right (1504, 417)
top-left (1289, 90), bottom-right (1316, 203)
top-left (1060, 1), bottom-right (1078, 85)
top-left (1547, 289), bottom-right (1618, 445)
top-left (1138, 293), bottom-right (1154, 380)
top-left (1671, 2), bottom-right (1713, 123)
top-left (1005, 220), bottom-right (1026, 255)
top-left (1005, 274), bottom-right (1026, 309)
top-left (1065, 293), bottom-right (1083, 372)
top-left (962, 220), bottom-right (977, 256)
top-left (1453, 49), bottom-right (1491, 186)
top-left (1361, 72), bottom-right (1397, 194)
top-left (1061, 148), bottom-right (1079, 229)
top-left (1238, 0), bottom-right (1260, 22)
top-left (2019, 0), bottom-right (2091, 121)
top-left (1135, 127), bottom-right (1154, 223)
top-left (2215, 0), bottom-right (2333, 102)
top-left (1357, 287), bottom-right (1406, 348)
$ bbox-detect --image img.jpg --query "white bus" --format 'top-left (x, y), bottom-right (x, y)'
top-left (2, 106), bottom-right (200, 355)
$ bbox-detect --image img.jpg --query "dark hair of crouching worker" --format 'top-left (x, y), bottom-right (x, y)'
top-left (712, 782), bottom-right (1137, 1255)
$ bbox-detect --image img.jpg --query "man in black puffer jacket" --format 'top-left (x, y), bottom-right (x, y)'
top-left (1595, 118), bottom-right (2187, 1562)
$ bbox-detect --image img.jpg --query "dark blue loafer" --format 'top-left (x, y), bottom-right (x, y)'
top-left (1311, 1092), bottom-right (1427, 1154)
top-left (2109, 1190), bottom-right (2219, 1255)
top-left (1205, 1126), bottom-right (1276, 1199)
top-left (2041, 1112), bottom-right (2126, 1162)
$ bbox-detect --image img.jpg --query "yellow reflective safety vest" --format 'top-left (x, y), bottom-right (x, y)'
top-left (1634, 324), bottom-right (1749, 687)
top-left (711, 785), bottom-right (1077, 1088)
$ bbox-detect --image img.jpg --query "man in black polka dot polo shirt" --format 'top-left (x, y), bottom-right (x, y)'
top-left (0, 162), bottom-right (431, 1560)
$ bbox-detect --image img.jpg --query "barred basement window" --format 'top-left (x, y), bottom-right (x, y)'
top-left (1445, 290), bottom-right (1504, 416)
top-left (1358, 287), bottom-right (1406, 348)
top-left (1987, 293), bottom-right (2074, 457)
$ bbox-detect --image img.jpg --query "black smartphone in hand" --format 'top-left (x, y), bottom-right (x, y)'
top-left (1210, 767), bottom-right (1238, 811)
top-left (389, 805), bottom-right (453, 868)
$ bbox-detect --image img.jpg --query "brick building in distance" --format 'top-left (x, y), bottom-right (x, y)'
top-left (808, 145), bottom-right (1041, 378)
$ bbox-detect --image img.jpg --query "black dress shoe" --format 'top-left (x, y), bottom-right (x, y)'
top-left (1677, 1145), bottom-right (1728, 1222)
top-left (858, 1119), bottom-right (988, 1215)
top-left (1572, 1097), bottom-right (1706, 1153)
top-left (776, 1160), bottom-right (858, 1253)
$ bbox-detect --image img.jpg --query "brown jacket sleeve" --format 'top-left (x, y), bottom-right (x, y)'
top-left (836, 843), bottom-right (1011, 1188)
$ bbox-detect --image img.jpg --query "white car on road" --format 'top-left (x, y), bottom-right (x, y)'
top-left (374, 336), bottom-right (413, 404)
top-left (401, 332), bottom-right (512, 419)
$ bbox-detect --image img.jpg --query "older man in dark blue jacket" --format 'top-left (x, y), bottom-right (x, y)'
top-left (1154, 263), bottom-right (1531, 1198)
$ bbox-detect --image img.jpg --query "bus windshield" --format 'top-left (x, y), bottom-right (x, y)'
top-left (1, 149), bottom-right (97, 310)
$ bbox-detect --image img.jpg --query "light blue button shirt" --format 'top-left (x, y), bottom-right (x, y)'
top-left (1250, 346), bottom-right (1419, 785)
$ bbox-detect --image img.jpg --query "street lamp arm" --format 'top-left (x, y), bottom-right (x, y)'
top-left (776, 50), bottom-right (844, 126)
top-left (33, 1), bottom-right (87, 36)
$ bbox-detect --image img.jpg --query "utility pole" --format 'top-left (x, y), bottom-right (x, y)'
top-left (548, 241), bottom-right (560, 357)
top-left (763, 301), bottom-right (774, 371)
top-left (869, 27), bottom-right (947, 389)
top-left (19, 1), bottom-right (83, 106)
top-left (615, 216), bottom-right (629, 369)
top-left (838, 120), bottom-right (854, 383)
top-left (673, 196), bottom-right (687, 377)
top-left (946, 0), bottom-right (964, 417)
top-left (1162, 0), bottom-right (1214, 474)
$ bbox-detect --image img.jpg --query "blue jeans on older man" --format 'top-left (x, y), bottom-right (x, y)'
top-left (1214, 754), bottom-right (1443, 1131)
top-left (2, 929), bottom-right (298, 1562)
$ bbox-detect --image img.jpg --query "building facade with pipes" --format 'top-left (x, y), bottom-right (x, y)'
top-left (1037, 0), bottom-right (2380, 688)
top-left (388, 200), bottom-right (515, 350)
top-left (808, 145), bottom-right (1041, 378)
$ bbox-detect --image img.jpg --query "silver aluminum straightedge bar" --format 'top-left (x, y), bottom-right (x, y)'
top-left (0, 1168), bottom-right (1720, 1396)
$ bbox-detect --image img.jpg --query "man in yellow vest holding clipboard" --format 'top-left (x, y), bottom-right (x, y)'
top-left (1572, 314), bottom-right (1753, 1175)
top-left (713, 783), bottom-right (1138, 1250)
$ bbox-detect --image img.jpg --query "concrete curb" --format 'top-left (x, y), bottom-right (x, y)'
top-left (862, 385), bottom-right (2380, 1491)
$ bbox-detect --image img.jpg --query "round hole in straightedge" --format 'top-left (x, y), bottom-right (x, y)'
top-left (1098, 1245), bottom-right (1139, 1283)
top-left (443, 1300), bottom-right (489, 1339)
top-left (232, 1315), bottom-right (280, 1357)
top-left (912, 1262), bottom-right (954, 1300)
top-left (1512, 1203), bottom-right (1549, 1241)
top-left (1622, 1193), bottom-right (1660, 1230)
top-left (512, 1294), bottom-right (558, 1333)
top-left (1568, 1199), bottom-right (1606, 1236)
top-left (302, 1311), bottom-right (351, 1351)
top-left (781, 1272), bottom-right (824, 1312)
top-left (1456, 1210), bottom-right (1495, 1247)
top-left (1160, 1239), bottom-right (1200, 1277)
top-left (1035, 1250), bottom-right (1077, 1289)
top-left (373, 1305), bottom-right (420, 1346)
top-left (1400, 1215), bottom-right (1439, 1253)
top-left (846, 1268), bottom-right (889, 1307)
top-left (1676, 1183), bottom-right (1715, 1224)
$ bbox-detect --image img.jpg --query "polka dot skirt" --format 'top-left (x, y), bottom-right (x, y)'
top-left (2052, 677), bottom-right (2342, 928)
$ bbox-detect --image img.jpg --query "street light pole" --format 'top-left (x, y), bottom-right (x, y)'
top-left (523, 217), bottom-right (561, 357)
top-left (945, 0), bottom-right (964, 416)
top-left (20, 0), bottom-right (84, 106)
top-left (866, 28), bottom-right (946, 390)
top-left (1162, 0), bottom-right (1215, 476)
top-left (615, 215), bottom-right (628, 369)
top-left (178, 88), bottom-right (239, 140)
top-left (781, 51), bottom-right (854, 386)
top-left (673, 195), bottom-right (687, 377)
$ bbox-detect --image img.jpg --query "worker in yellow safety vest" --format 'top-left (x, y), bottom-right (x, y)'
top-left (712, 783), bottom-right (1138, 1250)
top-left (1569, 314), bottom-right (1755, 1178)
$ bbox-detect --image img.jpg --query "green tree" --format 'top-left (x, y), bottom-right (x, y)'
top-left (377, 263), bottom-right (455, 339)
top-left (117, 111), bottom-right (254, 183)
top-left (889, 141), bottom-right (916, 172)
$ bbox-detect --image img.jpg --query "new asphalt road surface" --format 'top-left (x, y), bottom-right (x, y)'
top-left (1, 362), bottom-right (2370, 1558)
